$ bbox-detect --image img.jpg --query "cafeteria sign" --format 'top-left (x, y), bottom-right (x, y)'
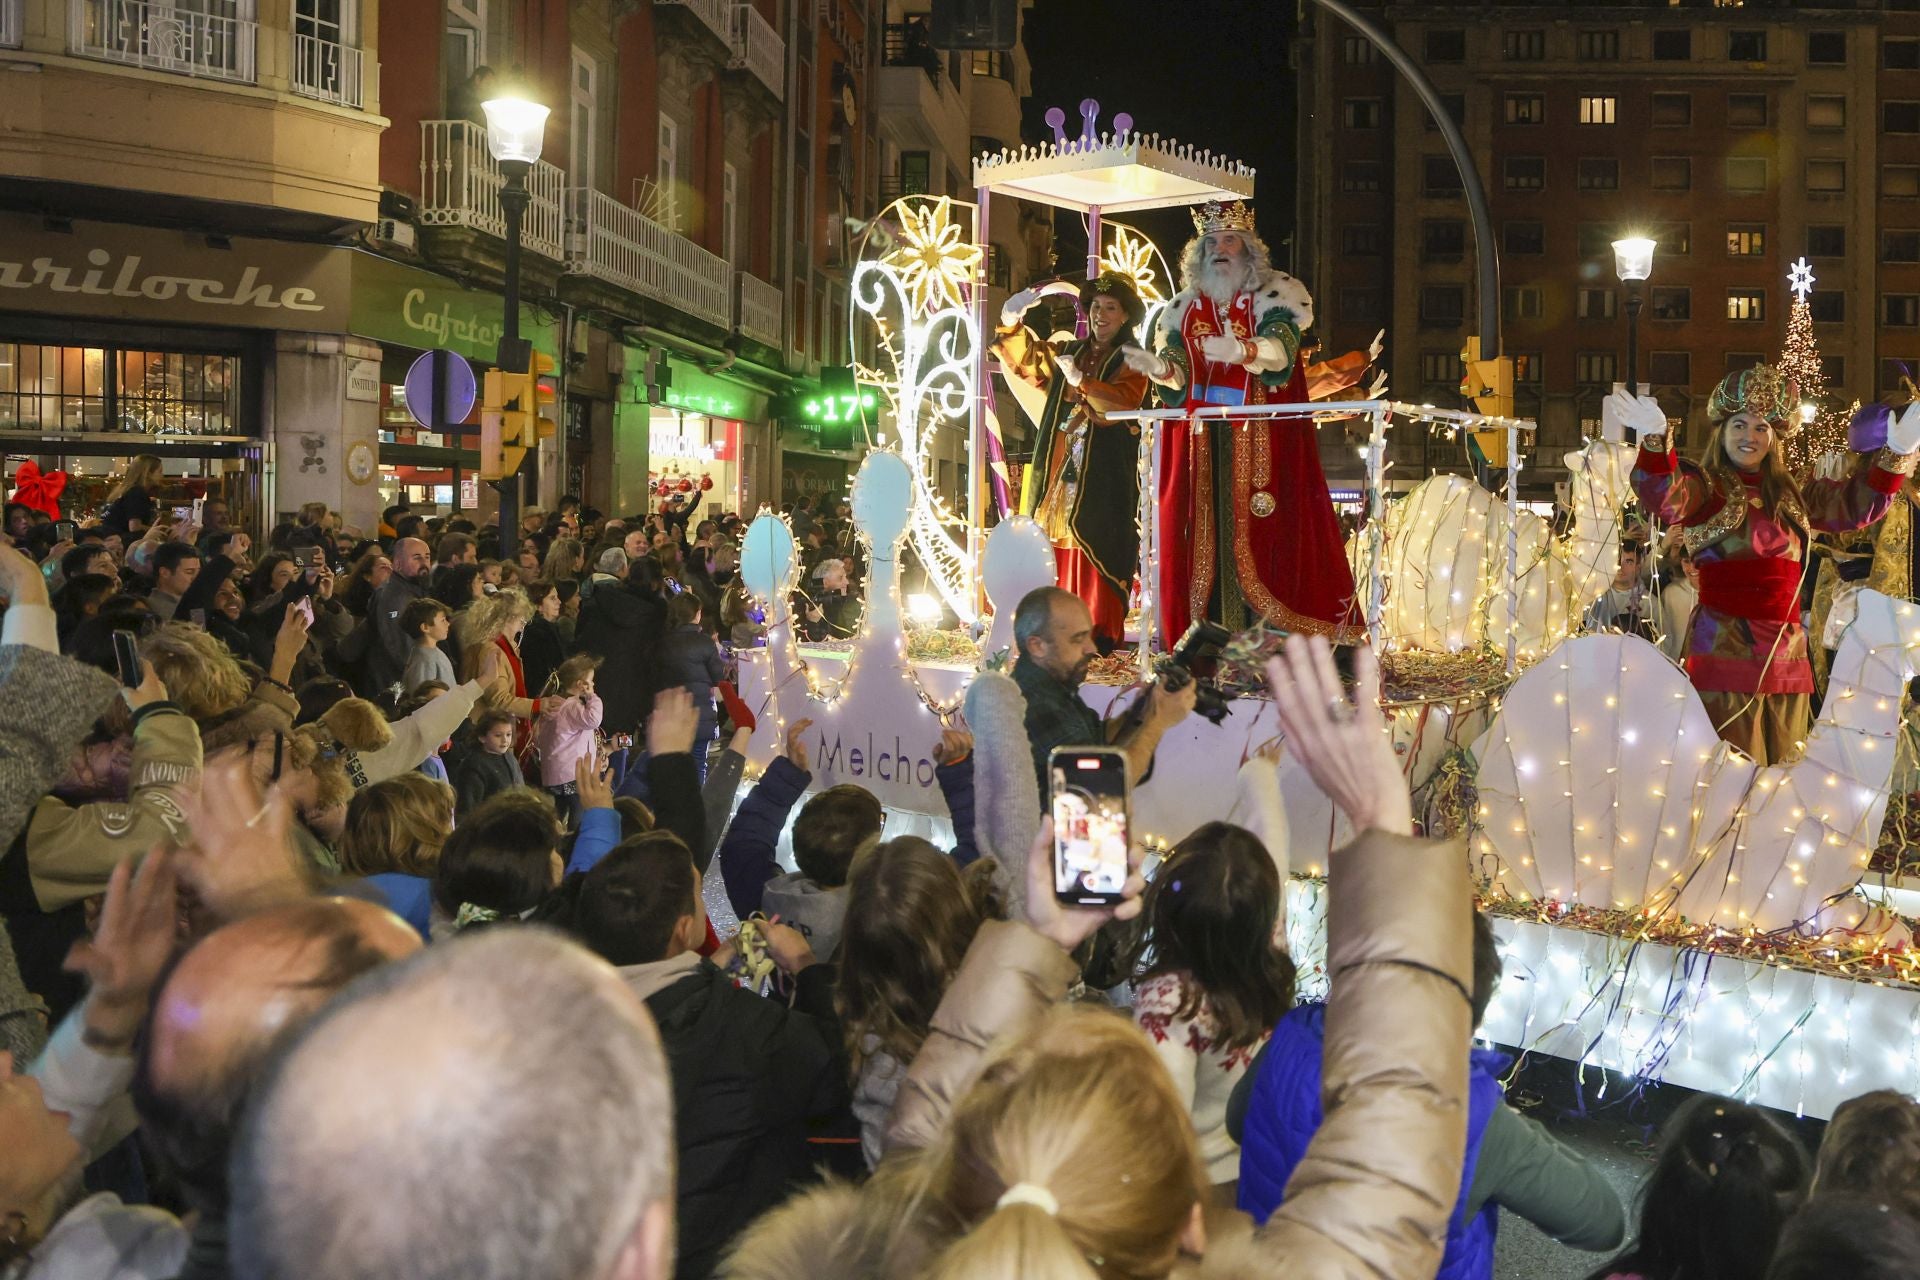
top-left (350, 253), bottom-right (556, 364)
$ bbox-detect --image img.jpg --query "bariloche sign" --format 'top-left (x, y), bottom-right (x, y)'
top-left (0, 213), bottom-right (351, 330)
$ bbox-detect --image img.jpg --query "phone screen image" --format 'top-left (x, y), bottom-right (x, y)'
top-left (1049, 749), bottom-right (1130, 905)
top-left (54, 521), bottom-right (76, 542)
top-left (172, 506), bottom-right (193, 523)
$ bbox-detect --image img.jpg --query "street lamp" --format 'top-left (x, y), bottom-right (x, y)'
top-left (1612, 236), bottom-right (1656, 397)
top-left (482, 88), bottom-right (549, 538)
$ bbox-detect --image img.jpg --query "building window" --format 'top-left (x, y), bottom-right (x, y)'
top-left (1807, 96), bottom-right (1846, 131)
top-left (1425, 29), bottom-right (1466, 62)
top-left (1727, 157), bottom-right (1768, 193)
top-left (1503, 29), bottom-right (1544, 60)
top-left (1503, 220), bottom-right (1544, 255)
top-left (1576, 288), bottom-right (1616, 320)
top-left (1727, 94), bottom-right (1767, 127)
top-left (1886, 296), bottom-right (1920, 328)
top-left (1807, 158), bottom-right (1847, 193)
top-left (1576, 30), bottom-right (1618, 61)
top-left (1888, 38), bottom-right (1920, 70)
top-left (657, 112), bottom-right (678, 205)
top-left (1727, 290), bottom-right (1766, 322)
top-left (0, 344), bottom-right (243, 434)
top-left (1807, 225), bottom-right (1846, 258)
top-left (1342, 35), bottom-right (1377, 64)
top-left (1576, 351), bottom-right (1618, 385)
top-left (1825, 356), bottom-right (1846, 386)
top-left (1513, 353), bottom-right (1541, 385)
top-left (968, 50), bottom-right (1005, 77)
top-left (1420, 286), bottom-right (1465, 326)
top-left (1888, 102), bottom-right (1920, 135)
top-left (1503, 287), bottom-right (1544, 322)
top-left (1575, 223), bottom-right (1615, 259)
top-left (1648, 352), bottom-right (1692, 387)
top-left (1342, 98), bottom-right (1382, 129)
top-left (1423, 94), bottom-right (1466, 133)
top-left (1422, 219), bottom-right (1466, 262)
top-left (1339, 288), bottom-right (1384, 324)
top-left (1651, 222), bottom-right (1691, 256)
top-left (1650, 287), bottom-right (1691, 322)
top-left (1653, 29), bottom-right (1691, 61)
top-left (1810, 291), bottom-right (1845, 324)
top-left (1885, 231), bottom-right (1920, 263)
top-left (720, 162), bottom-right (737, 264)
top-left (1423, 156), bottom-right (1463, 196)
top-left (1504, 93), bottom-right (1544, 125)
top-left (1578, 96), bottom-right (1617, 125)
top-left (1886, 166), bottom-right (1920, 198)
top-left (1651, 157), bottom-right (1691, 191)
top-left (1651, 93), bottom-right (1692, 127)
top-left (1576, 157), bottom-right (1619, 191)
top-left (1341, 224), bottom-right (1383, 256)
top-left (1503, 157), bottom-right (1545, 191)
top-left (1420, 351), bottom-right (1460, 383)
top-left (1728, 29), bottom-right (1767, 62)
top-left (1340, 161), bottom-right (1382, 193)
top-left (1806, 30), bottom-right (1847, 65)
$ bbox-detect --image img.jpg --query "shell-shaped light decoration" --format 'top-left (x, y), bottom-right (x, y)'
top-left (739, 512), bottom-right (797, 606)
top-left (978, 515), bottom-right (1058, 660)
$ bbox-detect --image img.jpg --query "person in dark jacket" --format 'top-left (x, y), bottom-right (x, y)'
top-left (576, 551), bottom-right (666, 737)
top-left (452, 710), bottom-right (525, 819)
top-left (519, 580), bottom-right (568, 694)
top-left (565, 832), bottom-right (849, 1280)
top-left (99, 454), bottom-right (163, 536)
top-left (655, 591), bottom-right (725, 779)
top-left (368, 537), bottom-right (431, 698)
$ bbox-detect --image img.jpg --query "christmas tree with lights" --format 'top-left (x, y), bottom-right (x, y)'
top-left (1775, 257), bottom-right (1856, 476)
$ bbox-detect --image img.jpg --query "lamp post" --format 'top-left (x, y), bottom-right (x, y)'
top-left (1612, 236), bottom-right (1656, 397)
top-left (481, 89), bottom-right (549, 540)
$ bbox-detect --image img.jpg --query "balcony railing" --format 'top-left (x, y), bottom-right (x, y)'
top-left (70, 0), bottom-right (258, 84)
top-left (736, 271), bottom-right (782, 346)
top-left (419, 121), bottom-right (566, 261)
top-left (654, 0), bottom-right (730, 47)
top-left (727, 3), bottom-right (783, 101)
top-left (291, 32), bottom-right (363, 107)
top-left (883, 21), bottom-right (941, 80)
top-left (568, 188), bottom-right (732, 330)
top-left (2, 0), bottom-right (21, 47)
top-left (879, 174), bottom-right (930, 202)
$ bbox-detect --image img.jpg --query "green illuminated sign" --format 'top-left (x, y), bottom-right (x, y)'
top-left (798, 391), bottom-right (879, 424)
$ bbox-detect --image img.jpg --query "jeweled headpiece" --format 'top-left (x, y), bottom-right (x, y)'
top-left (1191, 200), bottom-right (1256, 236)
top-left (1078, 272), bottom-right (1146, 327)
top-left (1707, 363), bottom-right (1799, 436)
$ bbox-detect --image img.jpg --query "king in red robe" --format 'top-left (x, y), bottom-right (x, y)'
top-left (1124, 200), bottom-right (1361, 645)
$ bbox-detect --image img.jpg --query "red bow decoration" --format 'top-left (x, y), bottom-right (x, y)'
top-left (9, 461), bottom-right (66, 520)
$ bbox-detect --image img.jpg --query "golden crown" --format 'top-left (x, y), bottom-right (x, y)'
top-left (1191, 199), bottom-right (1257, 236)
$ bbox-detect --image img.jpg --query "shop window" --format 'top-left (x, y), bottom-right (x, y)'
top-left (0, 342), bottom-right (237, 435)
top-left (0, 343), bottom-right (106, 430)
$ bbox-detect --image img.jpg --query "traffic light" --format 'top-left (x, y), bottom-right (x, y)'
top-left (479, 352), bottom-right (559, 481)
top-left (1460, 336), bottom-right (1515, 468)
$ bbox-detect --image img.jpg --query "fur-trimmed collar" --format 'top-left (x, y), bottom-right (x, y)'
top-left (1157, 270), bottom-right (1315, 345)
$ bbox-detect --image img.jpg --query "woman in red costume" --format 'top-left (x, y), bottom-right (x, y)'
top-left (1616, 366), bottom-right (1920, 764)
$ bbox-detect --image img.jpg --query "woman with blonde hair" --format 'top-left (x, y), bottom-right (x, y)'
top-left (542, 536), bottom-right (586, 593)
top-left (459, 586), bottom-right (542, 754)
top-left (140, 613), bottom-right (308, 750)
top-left (102, 454), bottom-right (164, 534)
top-left (337, 771), bottom-right (455, 939)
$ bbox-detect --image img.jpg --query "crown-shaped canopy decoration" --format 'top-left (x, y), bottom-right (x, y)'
top-left (972, 100), bottom-right (1254, 215)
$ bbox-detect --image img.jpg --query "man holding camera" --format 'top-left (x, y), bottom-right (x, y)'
top-left (1012, 586), bottom-right (1196, 792)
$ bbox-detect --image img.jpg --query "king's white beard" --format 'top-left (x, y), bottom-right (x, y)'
top-left (1197, 256), bottom-right (1258, 307)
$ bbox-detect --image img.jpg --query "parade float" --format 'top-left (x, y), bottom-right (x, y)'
top-left (729, 117), bottom-right (1920, 1119)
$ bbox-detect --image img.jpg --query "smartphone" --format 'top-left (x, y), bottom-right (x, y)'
top-left (1048, 747), bottom-right (1131, 906)
top-left (53, 520), bottom-right (76, 542)
top-left (111, 630), bottom-right (142, 688)
top-left (191, 497), bottom-right (205, 526)
top-left (189, 608), bottom-right (207, 627)
top-left (172, 505), bottom-right (193, 524)
top-left (293, 597), bottom-right (314, 625)
top-left (295, 546), bottom-right (323, 570)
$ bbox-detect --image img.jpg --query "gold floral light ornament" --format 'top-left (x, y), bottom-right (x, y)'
top-left (1099, 224), bottom-right (1165, 305)
top-left (882, 197), bottom-right (983, 316)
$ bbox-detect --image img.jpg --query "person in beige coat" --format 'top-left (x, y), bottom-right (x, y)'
top-left (722, 637), bottom-right (1473, 1280)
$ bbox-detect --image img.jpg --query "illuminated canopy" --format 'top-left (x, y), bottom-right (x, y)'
top-left (972, 131), bottom-right (1253, 214)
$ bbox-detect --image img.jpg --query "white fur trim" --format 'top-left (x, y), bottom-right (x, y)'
top-left (1256, 270), bottom-right (1314, 331)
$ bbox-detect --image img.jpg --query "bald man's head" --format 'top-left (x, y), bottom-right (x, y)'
top-left (231, 928), bottom-right (675, 1280)
top-left (134, 897), bottom-right (419, 1213)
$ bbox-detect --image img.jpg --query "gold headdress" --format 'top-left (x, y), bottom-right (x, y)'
top-left (1706, 362), bottom-right (1800, 436)
top-left (1190, 200), bottom-right (1256, 236)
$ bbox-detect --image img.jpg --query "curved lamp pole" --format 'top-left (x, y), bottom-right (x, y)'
top-left (1306, 0), bottom-right (1501, 358)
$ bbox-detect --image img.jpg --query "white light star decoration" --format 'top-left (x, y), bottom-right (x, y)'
top-left (1789, 256), bottom-right (1816, 301)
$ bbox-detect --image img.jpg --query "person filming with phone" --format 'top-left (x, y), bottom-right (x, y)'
top-left (1012, 586), bottom-right (1195, 792)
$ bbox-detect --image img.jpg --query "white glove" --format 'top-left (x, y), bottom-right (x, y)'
top-left (1199, 334), bottom-right (1249, 365)
top-left (1368, 329), bottom-right (1386, 362)
top-left (1122, 345), bottom-right (1173, 383)
top-left (1887, 401), bottom-right (1920, 455)
top-left (1056, 355), bottom-right (1084, 388)
top-left (999, 287), bottom-right (1042, 329)
top-left (1601, 388), bottom-right (1669, 442)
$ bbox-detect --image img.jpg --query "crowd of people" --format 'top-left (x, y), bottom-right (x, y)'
top-left (0, 460), bottom-right (1913, 1280)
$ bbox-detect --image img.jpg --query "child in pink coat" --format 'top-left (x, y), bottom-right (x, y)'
top-left (536, 653), bottom-right (604, 824)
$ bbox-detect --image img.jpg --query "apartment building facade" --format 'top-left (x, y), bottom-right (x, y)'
top-left (1295, 0), bottom-right (1920, 495)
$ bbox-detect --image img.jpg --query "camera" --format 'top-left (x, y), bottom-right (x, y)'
top-left (1155, 619), bottom-right (1233, 725)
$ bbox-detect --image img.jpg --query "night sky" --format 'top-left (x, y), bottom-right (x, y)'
top-left (1021, 1), bottom-right (1300, 275)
